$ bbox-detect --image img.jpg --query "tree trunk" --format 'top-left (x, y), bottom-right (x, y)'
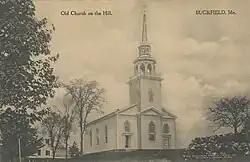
top-left (234, 125), bottom-right (238, 134)
top-left (65, 138), bottom-right (68, 162)
top-left (52, 150), bottom-right (56, 159)
top-left (80, 111), bottom-right (83, 154)
top-left (80, 122), bottom-right (83, 154)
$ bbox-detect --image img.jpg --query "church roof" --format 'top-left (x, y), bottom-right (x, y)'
top-left (161, 107), bottom-right (178, 119)
top-left (86, 104), bottom-right (176, 127)
top-left (86, 104), bottom-right (137, 126)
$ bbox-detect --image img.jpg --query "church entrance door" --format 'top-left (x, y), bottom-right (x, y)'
top-left (124, 135), bottom-right (131, 148)
top-left (162, 134), bottom-right (171, 149)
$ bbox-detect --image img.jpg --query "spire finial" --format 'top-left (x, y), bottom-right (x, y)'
top-left (142, 4), bottom-right (148, 43)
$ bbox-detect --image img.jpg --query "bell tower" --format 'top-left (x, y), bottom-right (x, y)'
top-left (128, 7), bottom-right (163, 112)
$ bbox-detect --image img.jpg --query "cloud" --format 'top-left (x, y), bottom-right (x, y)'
top-left (35, 0), bottom-right (250, 148)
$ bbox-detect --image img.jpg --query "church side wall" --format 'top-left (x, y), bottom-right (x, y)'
top-left (141, 115), bottom-right (162, 149)
top-left (117, 115), bottom-right (138, 149)
top-left (84, 115), bottom-right (117, 153)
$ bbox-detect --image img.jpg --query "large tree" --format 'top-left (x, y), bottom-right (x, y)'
top-left (41, 111), bottom-right (64, 159)
top-left (0, 0), bottom-right (59, 117)
top-left (0, 108), bottom-right (44, 162)
top-left (0, 0), bottom-right (58, 160)
top-left (63, 79), bottom-right (106, 154)
top-left (206, 96), bottom-right (250, 134)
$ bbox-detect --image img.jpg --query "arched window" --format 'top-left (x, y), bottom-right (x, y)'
top-left (124, 120), bottom-right (130, 132)
top-left (96, 128), bottom-right (99, 146)
top-left (163, 124), bottom-right (170, 134)
top-left (148, 89), bottom-right (154, 102)
top-left (147, 64), bottom-right (152, 74)
top-left (149, 121), bottom-right (156, 141)
top-left (105, 125), bottom-right (108, 144)
top-left (140, 63), bottom-right (145, 75)
top-left (89, 129), bottom-right (92, 147)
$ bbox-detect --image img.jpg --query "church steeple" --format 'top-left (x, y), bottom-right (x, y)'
top-left (128, 4), bottom-right (163, 110)
top-left (142, 11), bottom-right (148, 43)
top-left (138, 6), bottom-right (151, 56)
top-left (132, 5), bottom-right (160, 77)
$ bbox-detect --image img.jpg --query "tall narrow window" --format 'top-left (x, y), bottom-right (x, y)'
top-left (96, 128), bottom-right (99, 146)
top-left (89, 130), bottom-right (92, 147)
top-left (105, 125), bottom-right (108, 144)
top-left (140, 63), bottom-right (145, 75)
top-left (163, 124), bottom-right (170, 134)
top-left (149, 121), bottom-right (156, 141)
top-left (124, 120), bottom-right (130, 133)
top-left (148, 89), bottom-right (154, 102)
top-left (147, 64), bottom-right (152, 74)
top-left (37, 149), bottom-right (41, 156)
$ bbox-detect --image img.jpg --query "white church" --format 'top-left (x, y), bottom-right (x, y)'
top-left (84, 10), bottom-right (177, 154)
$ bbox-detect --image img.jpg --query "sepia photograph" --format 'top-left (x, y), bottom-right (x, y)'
top-left (0, 0), bottom-right (250, 162)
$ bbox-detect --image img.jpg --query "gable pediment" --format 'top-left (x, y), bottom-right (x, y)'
top-left (118, 104), bottom-right (138, 115)
top-left (139, 107), bottom-right (177, 118)
top-left (139, 107), bottom-right (162, 116)
top-left (141, 109), bottom-right (160, 116)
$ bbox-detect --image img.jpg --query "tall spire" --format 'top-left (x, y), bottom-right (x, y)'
top-left (142, 4), bottom-right (148, 43)
top-left (137, 3), bottom-right (151, 57)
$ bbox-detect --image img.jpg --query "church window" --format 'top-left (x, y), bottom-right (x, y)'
top-left (149, 121), bottom-right (156, 141)
top-left (147, 64), bottom-right (152, 74)
top-left (140, 63), bottom-right (145, 75)
top-left (37, 149), bottom-right (41, 156)
top-left (96, 128), bottom-right (100, 146)
top-left (163, 123), bottom-right (170, 134)
top-left (105, 125), bottom-right (108, 144)
top-left (89, 129), bottom-right (92, 147)
top-left (148, 89), bottom-right (154, 102)
top-left (124, 120), bottom-right (130, 132)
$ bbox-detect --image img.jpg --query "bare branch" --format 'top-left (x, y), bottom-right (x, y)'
top-left (41, 110), bottom-right (64, 158)
top-left (63, 78), bottom-right (106, 154)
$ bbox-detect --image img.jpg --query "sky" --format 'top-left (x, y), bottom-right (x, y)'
top-left (34, 0), bottom-right (250, 148)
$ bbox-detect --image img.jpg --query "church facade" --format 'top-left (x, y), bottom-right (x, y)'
top-left (84, 11), bottom-right (177, 154)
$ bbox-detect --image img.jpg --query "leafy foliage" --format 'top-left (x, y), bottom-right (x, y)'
top-left (62, 79), bottom-right (106, 154)
top-left (69, 141), bottom-right (80, 158)
top-left (184, 96), bottom-right (250, 160)
top-left (184, 133), bottom-right (250, 158)
top-left (0, 0), bottom-right (59, 118)
top-left (0, 108), bottom-right (44, 161)
top-left (206, 96), bottom-right (250, 134)
top-left (0, 0), bottom-right (59, 160)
